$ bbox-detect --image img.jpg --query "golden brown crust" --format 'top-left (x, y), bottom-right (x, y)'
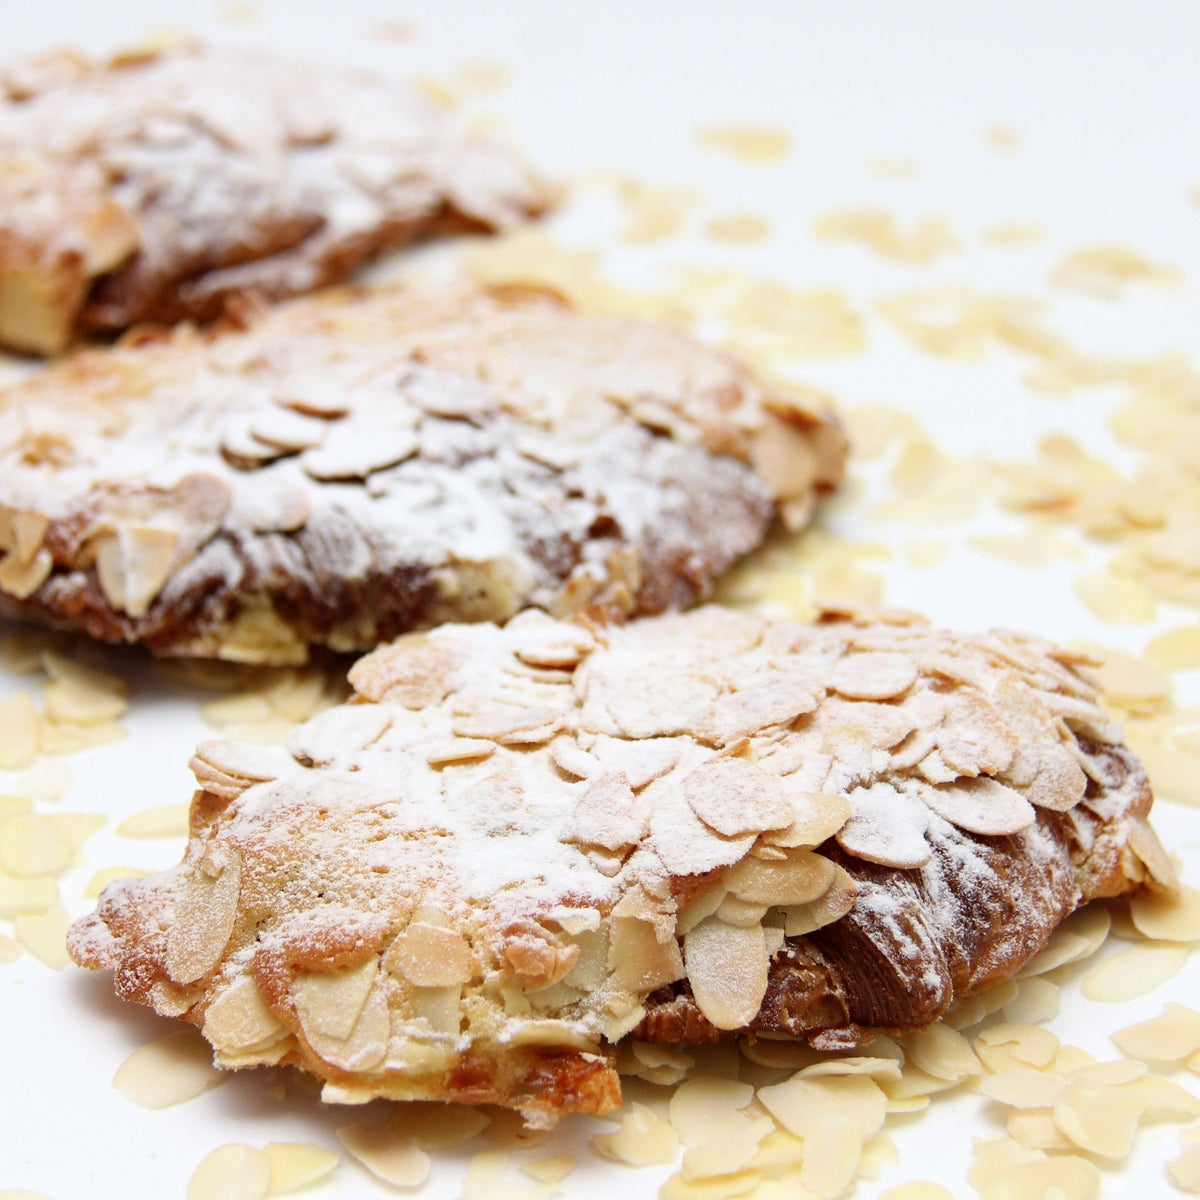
top-left (68, 607), bottom-right (1171, 1121)
top-left (0, 43), bottom-right (550, 354)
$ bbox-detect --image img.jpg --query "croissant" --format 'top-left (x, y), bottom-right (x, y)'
top-left (68, 606), bottom-right (1173, 1124)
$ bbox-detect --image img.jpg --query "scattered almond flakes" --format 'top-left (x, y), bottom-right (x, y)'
top-left (981, 221), bottom-right (1046, 247)
top-left (117, 803), bottom-right (190, 839)
top-left (697, 124), bottom-right (791, 164)
top-left (1052, 1082), bottom-right (1147, 1159)
top-left (814, 209), bottom-right (959, 265)
top-left (186, 1144), bottom-right (271, 1200)
top-left (974, 1024), bottom-right (1061, 1074)
top-left (0, 692), bottom-right (38, 768)
top-left (1113, 1003), bottom-right (1200, 1062)
top-left (704, 213), bottom-right (770, 244)
top-left (0, 868), bottom-right (58, 919)
top-left (615, 179), bottom-right (698, 244)
top-left (881, 1184), bottom-right (955, 1200)
top-left (520, 1156), bottom-right (576, 1185)
top-left (15, 759), bottom-right (71, 803)
top-left (1074, 570), bottom-right (1158, 624)
top-left (263, 1142), bottom-right (339, 1196)
top-left (1080, 941), bottom-right (1190, 1002)
top-left (904, 1024), bottom-right (981, 1082)
top-left (0, 814), bottom-right (72, 878)
top-left (39, 718), bottom-right (127, 755)
top-left (336, 1119), bottom-right (431, 1187)
top-left (40, 651), bottom-right (130, 725)
top-left (1076, 644), bottom-right (1172, 717)
top-left (1002, 978), bottom-right (1061, 1025)
top-left (1016, 903), bottom-right (1111, 977)
top-left (1130, 884), bottom-right (1200, 942)
top-left (986, 125), bottom-right (1022, 151)
top-left (1051, 244), bottom-right (1183, 299)
top-left (1148, 625), bottom-right (1200, 673)
top-left (719, 280), bottom-right (866, 361)
top-left (113, 1029), bottom-right (226, 1109)
top-left (12, 903), bottom-right (69, 968)
top-left (1170, 1129), bottom-right (1200, 1192)
top-left (980, 1069), bottom-right (1069, 1110)
top-left (381, 1102), bottom-right (490, 1150)
top-left (84, 865), bottom-right (149, 898)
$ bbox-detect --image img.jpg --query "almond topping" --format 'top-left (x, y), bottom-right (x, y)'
top-left (683, 916), bottom-right (769, 1030)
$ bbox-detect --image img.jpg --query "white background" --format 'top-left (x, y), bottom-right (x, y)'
top-left (3, 2), bottom-right (1200, 1196)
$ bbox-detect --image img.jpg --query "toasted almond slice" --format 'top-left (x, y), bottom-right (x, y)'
top-left (763, 792), bottom-right (851, 848)
top-left (974, 1024), bottom-right (1060, 1073)
top-left (384, 921), bottom-right (474, 987)
top-left (923, 777), bottom-right (1035, 836)
top-left (607, 915), bottom-right (685, 993)
top-left (979, 1069), bottom-right (1070, 1109)
top-left (723, 849), bottom-right (834, 906)
top-left (186, 1144), bottom-right (271, 1200)
top-left (828, 652), bottom-right (918, 700)
top-left (0, 692), bottom-right (39, 768)
top-left (1080, 941), bottom-right (1189, 1002)
top-left (204, 974), bottom-right (286, 1054)
top-left (113, 1029), bottom-right (226, 1109)
top-left (1130, 884), bottom-right (1200, 942)
top-left (263, 1143), bottom-right (339, 1196)
top-left (293, 958), bottom-right (378, 1041)
top-left (165, 852), bottom-right (241, 984)
top-left (382, 1102), bottom-right (492, 1150)
top-left (684, 917), bottom-right (769, 1030)
top-left (117, 803), bottom-right (190, 838)
top-left (945, 980), bottom-right (1020, 1031)
top-left (682, 757), bottom-right (795, 837)
top-left (84, 865), bottom-right (148, 898)
top-left (95, 524), bottom-right (179, 618)
top-left (0, 547), bottom-right (52, 599)
top-left (837, 782), bottom-right (931, 868)
top-left (1112, 1002), bottom-right (1200, 1062)
top-left (1052, 1082), bottom-right (1146, 1158)
top-left (592, 1102), bottom-right (679, 1165)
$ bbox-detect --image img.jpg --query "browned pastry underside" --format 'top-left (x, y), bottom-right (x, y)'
top-left (0, 286), bottom-right (844, 661)
top-left (68, 607), bottom-right (1172, 1123)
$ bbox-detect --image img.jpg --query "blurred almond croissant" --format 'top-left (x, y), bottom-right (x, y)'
top-left (68, 606), bottom-right (1174, 1124)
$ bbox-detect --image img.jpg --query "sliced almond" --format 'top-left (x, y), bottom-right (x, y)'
top-left (1112, 1002), bottom-right (1200, 1062)
top-left (592, 1102), bottom-right (679, 1165)
top-left (1080, 941), bottom-right (1189, 1001)
top-left (113, 1029), bottom-right (226, 1109)
top-left (681, 757), bottom-right (795, 837)
top-left (684, 916), bottom-right (769, 1030)
top-left (723, 849), bottom-right (834, 906)
top-left (0, 692), bottom-right (39, 768)
top-left (263, 1142), bottom-right (340, 1196)
top-left (1129, 884), bottom-right (1200, 942)
top-left (335, 1121), bottom-right (431, 1188)
top-left (117, 804), bottom-right (190, 839)
top-left (1052, 1082), bottom-right (1146, 1158)
top-left (0, 814), bottom-right (72, 878)
top-left (977, 1155), bottom-right (1101, 1200)
top-left (923, 777), bottom-right (1035, 836)
top-left (95, 524), bottom-right (178, 618)
top-left (186, 1144), bottom-right (271, 1200)
top-left (12, 902), bottom-right (70, 968)
top-left (905, 1024), bottom-right (981, 1081)
top-left (758, 1074), bottom-right (888, 1141)
top-left (165, 852), bottom-right (242, 984)
top-left (0, 546), bottom-right (52, 599)
top-left (979, 1069), bottom-right (1070, 1109)
top-left (384, 922), bottom-right (473, 987)
top-left (204, 974), bottom-right (286, 1054)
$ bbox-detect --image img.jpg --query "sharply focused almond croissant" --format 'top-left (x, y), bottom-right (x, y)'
top-left (68, 606), bottom-right (1173, 1124)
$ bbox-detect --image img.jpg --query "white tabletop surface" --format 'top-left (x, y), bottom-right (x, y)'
top-left (3, 2), bottom-right (1200, 1197)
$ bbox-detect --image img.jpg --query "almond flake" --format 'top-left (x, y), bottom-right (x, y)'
top-left (1169, 1139), bottom-right (1200, 1192)
top-left (592, 1102), bottom-right (679, 1165)
top-left (186, 1144), bottom-right (271, 1200)
top-left (684, 916), bottom-right (769, 1030)
top-left (1147, 625), bottom-right (1200, 673)
top-left (1002, 978), bottom-right (1061, 1025)
top-left (905, 1024), bottom-right (981, 1081)
top-left (117, 803), bottom-right (190, 838)
top-left (166, 853), bottom-right (242, 984)
top-left (979, 1069), bottom-right (1070, 1109)
top-left (0, 814), bottom-right (72, 878)
top-left (382, 1102), bottom-right (491, 1150)
top-left (681, 757), bottom-right (794, 837)
top-left (1122, 1074), bottom-right (1200, 1120)
top-left (974, 1025), bottom-right (1060, 1073)
top-left (15, 759), bottom-right (71, 802)
top-left (336, 1121), bottom-right (431, 1187)
top-left (1005, 1109), bottom-right (1075, 1151)
top-left (113, 1029), bottom-right (227, 1109)
top-left (84, 865), bottom-right (148, 898)
top-left (799, 1114), bottom-right (863, 1198)
top-left (923, 777), bottom-right (1035, 836)
top-left (1080, 941), bottom-right (1189, 1002)
top-left (1112, 1002), bottom-right (1200, 1062)
top-left (1074, 571), bottom-right (1156, 624)
top-left (680, 1114), bottom-right (774, 1181)
top-left (828, 651), bottom-right (918, 700)
top-left (13, 903), bottom-right (69, 968)
top-left (0, 692), bottom-right (39, 768)
top-left (1052, 1082), bottom-right (1146, 1158)
top-left (977, 1155), bottom-right (1100, 1200)
top-left (1016, 904), bottom-right (1110, 977)
top-left (385, 921), bottom-right (474, 986)
top-left (658, 1169), bottom-right (764, 1200)
top-left (967, 1136), bottom-right (1044, 1190)
top-left (0, 868), bottom-right (58, 919)
top-left (294, 958), bottom-right (378, 1041)
top-left (263, 1142), bottom-right (339, 1195)
top-left (1130, 884), bottom-right (1200, 942)
top-left (204, 974), bottom-right (286, 1055)
top-left (837, 782), bottom-right (931, 868)
top-left (723, 849), bottom-right (833, 906)
top-left (1064, 1059), bottom-right (1146, 1087)
top-left (668, 1078), bottom-right (755, 1145)
top-left (880, 1185), bottom-right (955, 1200)
top-left (758, 1074), bottom-right (888, 1140)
